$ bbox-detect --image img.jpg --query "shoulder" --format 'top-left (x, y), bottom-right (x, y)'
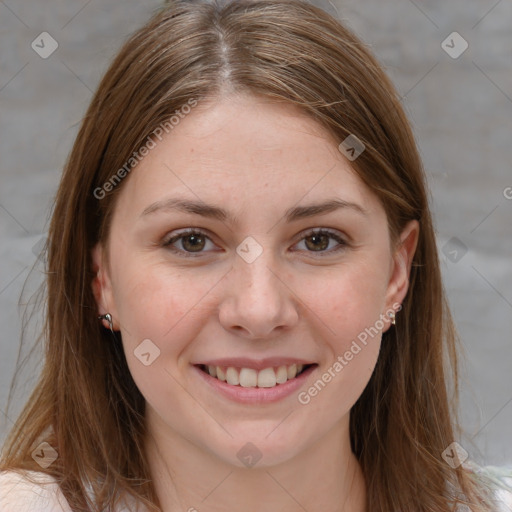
top-left (482, 465), bottom-right (512, 511)
top-left (0, 469), bottom-right (149, 512)
top-left (464, 462), bottom-right (512, 511)
top-left (0, 470), bottom-right (72, 512)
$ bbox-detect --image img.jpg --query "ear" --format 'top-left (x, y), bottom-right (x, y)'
top-left (91, 243), bottom-right (119, 330)
top-left (383, 219), bottom-right (419, 330)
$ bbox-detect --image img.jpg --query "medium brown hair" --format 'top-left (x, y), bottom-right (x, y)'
top-left (0, 0), bottom-right (497, 510)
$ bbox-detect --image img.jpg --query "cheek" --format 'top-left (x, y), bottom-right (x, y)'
top-left (110, 245), bottom-right (196, 327)
top-left (313, 261), bottom-right (390, 343)
top-left (110, 258), bottom-right (218, 363)
top-left (296, 272), bottom-right (385, 422)
top-left (304, 261), bottom-right (388, 392)
top-left (110, 263), bottom-right (201, 406)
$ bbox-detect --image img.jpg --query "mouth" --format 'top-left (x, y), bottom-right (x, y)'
top-left (195, 363), bottom-right (317, 388)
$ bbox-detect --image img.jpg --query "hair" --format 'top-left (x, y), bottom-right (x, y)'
top-left (0, 0), bottom-right (499, 511)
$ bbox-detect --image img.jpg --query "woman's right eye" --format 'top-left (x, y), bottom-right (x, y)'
top-left (162, 229), bottom-right (216, 257)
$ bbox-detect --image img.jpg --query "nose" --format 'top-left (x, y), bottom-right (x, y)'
top-left (218, 250), bottom-right (299, 340)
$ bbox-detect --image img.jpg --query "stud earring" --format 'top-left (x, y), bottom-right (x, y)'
top-left (98, 313), bottom-right (114, 333)
top-left (388, 311), bottom-right (396, 325)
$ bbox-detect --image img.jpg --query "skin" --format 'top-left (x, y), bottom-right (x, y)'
top-left (92, 92), bottom-right (419, 512)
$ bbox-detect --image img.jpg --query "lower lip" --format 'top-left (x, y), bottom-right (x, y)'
top-left (192, 364), bottom-right (317, 404)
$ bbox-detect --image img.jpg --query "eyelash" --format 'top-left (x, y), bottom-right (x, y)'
top-left (161, 228), bottom-right (348, 258)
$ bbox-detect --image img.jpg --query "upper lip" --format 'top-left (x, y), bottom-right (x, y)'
top-left (193, 357), bottom-right (316, 371)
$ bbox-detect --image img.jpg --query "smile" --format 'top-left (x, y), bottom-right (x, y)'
top-left (197, 363), bottom-right (314, 388)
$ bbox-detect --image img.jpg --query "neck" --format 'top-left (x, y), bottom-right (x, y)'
top-left (144, 409), bottom-right (367, 512)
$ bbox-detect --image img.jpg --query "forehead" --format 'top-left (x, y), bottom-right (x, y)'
top-left (113, 93), bottom-right (383, 222)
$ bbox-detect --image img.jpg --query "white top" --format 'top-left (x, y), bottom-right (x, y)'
top-left (1, 466), bottom-right (512, 511)
top-left (0, 470), bottom-right (73, 512)
top-left (0, 470), bottom-right (147, 512)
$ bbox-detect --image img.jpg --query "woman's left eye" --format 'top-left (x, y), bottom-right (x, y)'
top-left (293, 229), bottom-right (348, 255)
top-left (162, 228), bottom-right (347, 258)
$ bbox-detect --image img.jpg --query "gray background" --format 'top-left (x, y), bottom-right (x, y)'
top-left (1, 0), bottom-right (511, 467)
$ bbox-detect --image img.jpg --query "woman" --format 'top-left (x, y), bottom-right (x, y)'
top-left (1, 0), bottom-right (511, 510)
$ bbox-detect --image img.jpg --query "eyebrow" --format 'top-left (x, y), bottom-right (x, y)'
top-left (140, 197), bottom-right (368, 224)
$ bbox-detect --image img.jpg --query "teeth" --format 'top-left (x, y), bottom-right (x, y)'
top-left (204, 363), bottom-right (310, 388)
top-left (226, 367), bottom-right (240, 386)
top-left (239, 368), bottom-right (258, 387)
top-left (257, 368), bottom-right (277, 388)
top-left (276, 365), bottom-right (288, 384)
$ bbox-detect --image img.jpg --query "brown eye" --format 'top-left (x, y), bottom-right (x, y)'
top-left (294, 229), bottom-right (347, 256)
top-left (163, 229), bottom-right (215, 257)
top-left (180, 233), bottom-right (206, 252)
top-left (304, 232), bottom-right (330, 251)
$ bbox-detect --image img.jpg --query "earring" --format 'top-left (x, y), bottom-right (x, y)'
top-left (388, 311), bottom-right (396, 325)
top-left (98, 313), bottom-right (114, 333)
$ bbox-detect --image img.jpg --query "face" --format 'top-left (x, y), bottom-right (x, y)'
top-left (92, 93), bottom-right (418, 468)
